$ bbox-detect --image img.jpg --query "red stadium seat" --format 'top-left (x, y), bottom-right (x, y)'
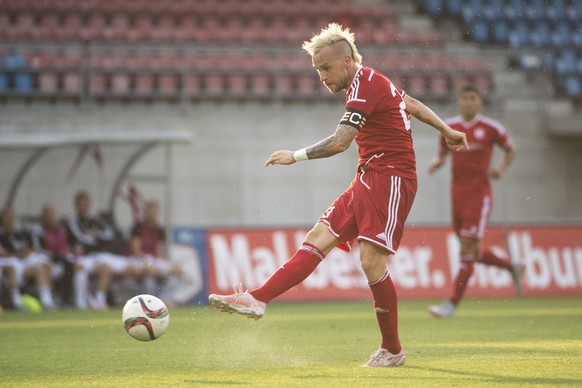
top-left (38, 72), bottom-right (59, 94)
top-left (296, 74), bottom-right (316, 96)
top-left (429, 74), bottom-right (450, 98)
top-left (90, 73), bottom-right (107, 95)
top-left (63, 72), bottom-right (82, 94)
top-left (58, 13), bottom-right (84, 41)
top-left (158, 73), bottom-right (179, 95)
top-left (111, 73), bottom-right (130, 95)
top-left (227, 74), bottom-right (248, 95)
top-left (129, 14), bottom-right (153, 42)
top-left (85, 13), bottom-right (107, 41)
top-left (274, 75), bottom-right (294, 96)
top-left (407, 74), bottom-right (427, 96)
top-left (104, 14), bottom-right (130, 42)
top-left (134, 73), bottom-right (154, 94)
top-left (184, 74), bottom-right (201, 95)
top-left (250, 74), bottom-right (271, 96)
top-left (205, 74), bottom-right (225, 95)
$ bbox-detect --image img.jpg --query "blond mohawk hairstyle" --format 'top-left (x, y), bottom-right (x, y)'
top-left (302, 22), bottom-right (362, 65)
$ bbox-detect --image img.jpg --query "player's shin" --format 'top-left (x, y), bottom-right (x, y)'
top-left (249, 242), bottom-right (324, 303)
top-left (369, 272), bottom-right (401, 355)
top-left (450, 255), bottom-right (476, 306)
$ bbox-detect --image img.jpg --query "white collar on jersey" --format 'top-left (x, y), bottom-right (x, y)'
top-left (347, 65), bottom-right (364, 91)
top-left (460, 113), bottom-right (483, 127)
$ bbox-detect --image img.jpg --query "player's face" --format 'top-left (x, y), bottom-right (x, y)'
top-left (76, 197), bottom-right (91, 217)
top-left (458, 91), bottom-right (481, 120)
top-left (312, 45), bottom-right (351, 94)
top-left (42, 205), bottom-right (57, 227)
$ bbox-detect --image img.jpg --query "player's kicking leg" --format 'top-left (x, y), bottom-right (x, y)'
top-left (209, 222), bottom-right (336, 320)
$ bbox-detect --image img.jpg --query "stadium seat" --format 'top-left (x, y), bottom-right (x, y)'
top-left (63, 72), bottom-right (81, 94)
top-left (90, 73), bottom-right (107, 95)
top-left (158, 73), bottom-right (179, 95)
top-left (561, 75), bottom-right (582, 97)
top-left (184, 74), bottom-right (201, 95)
top-left (38, 72), bottom-right (59, 93)
top-left (424, 0), bottom-right (444, 17)
top-left (205, 74), bottom-right (225, 95)
top-left (469, 18), bottom-right (490, 44)
top-left (111, 73), bottom-right (131, 95)
top-left (0, 72), bottom-right (8, 92)
top-left (250, 74), bottom-right (271, 96)
top-left (13, 72), bottom-right (33, 93)
top-left (134, 73), bottom-right (154, 94)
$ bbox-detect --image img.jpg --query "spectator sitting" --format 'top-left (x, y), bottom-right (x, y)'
top-left (34, 203), bottom-right (112, 310)
top-left (64, 190), bottom-right (140, 309)
top-left (129, 200), bottom-right (182, 303)
top-left (0, 206), bottom-right (56, 310)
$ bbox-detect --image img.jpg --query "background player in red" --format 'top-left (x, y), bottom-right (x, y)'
top-left (427, 84), bottom-right (523, 319)
top-left (209, 23), bottom-right (469, 367)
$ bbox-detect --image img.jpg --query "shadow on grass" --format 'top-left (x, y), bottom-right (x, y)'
top-left (292, 366), bottom-right (582, 386)
top-left (183, 380), bottom-right (244, 385)
top-left (405, 365), bottom-right (582, 385)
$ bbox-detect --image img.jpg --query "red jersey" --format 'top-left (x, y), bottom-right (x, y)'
top-left (130, 221), bottom-right (165, 257)
top-left (441, 113), bottom-right (512, 194)
top-left (344, 66), bottom-right (416, 179)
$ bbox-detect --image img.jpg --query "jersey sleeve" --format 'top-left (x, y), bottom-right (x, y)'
top-left (341, 70), bottom-right (386, 130)
top-left (492, 122), bottom-right (512, 149)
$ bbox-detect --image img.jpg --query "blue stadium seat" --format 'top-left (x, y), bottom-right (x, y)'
top-left (483, 0), bottom-right (505, 20)
top-left (424, 0), bottom-right (444, 17)
top-left (0, 72), bottom-right (8, 92)
top-left (469, 18), bottom-right (489, 43)
top-left (554, 50), bottom-right (578, 75)
top-left (525, 0), bottom-right (547, 21)
top-left (530, 21), bottom-right (552, 48)
top-left (546, 0), bottom-right (568, 19)
top-left (491, 19), bottom-right (510, 44)
top-left (505, 0), bottom-right (526, 21)
top-left (551, 23), bottom-right (572, 48)
top-left (508, 20), bottom-right (530, 48)
top-left (14, 72), bottom-right (33, 93)
top-left (445, 0), bottom-right (462, 16)
top-left (561, 75), bottom-right (582, 97)
top-left (461, 0), bottom-right (484, 21)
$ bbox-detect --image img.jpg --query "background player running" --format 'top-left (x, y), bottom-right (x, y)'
top-left (427, 84), bottom-right (524, 319)
top-left (209, 23), bottom-right (468, 367)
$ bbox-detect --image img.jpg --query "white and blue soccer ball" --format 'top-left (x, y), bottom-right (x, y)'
top-left (122, 294), bottom-right (170, 341)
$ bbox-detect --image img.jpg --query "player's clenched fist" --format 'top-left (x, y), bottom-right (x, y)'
top-left (265, 150), bottom-right (295, 166)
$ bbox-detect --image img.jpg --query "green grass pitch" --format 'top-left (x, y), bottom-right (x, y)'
top-left (1, 297), bottom-right (581, 387)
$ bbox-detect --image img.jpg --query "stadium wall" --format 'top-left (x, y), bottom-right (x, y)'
top-left (0, 102), bottom-right (581, 230)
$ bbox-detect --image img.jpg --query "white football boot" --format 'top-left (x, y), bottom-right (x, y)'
top-left (428, 300), bottom-right (456, 318)
top-left (511, 262), bottom-right (525, 296)
top-left (209, 285), bottom-right (266, 320)
top-left (362, 348), bottom-right (406, 367)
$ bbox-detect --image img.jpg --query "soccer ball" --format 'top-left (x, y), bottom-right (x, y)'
top-left (122, 294), bottom-right (170, 341)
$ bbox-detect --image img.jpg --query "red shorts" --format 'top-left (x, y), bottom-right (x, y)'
top-left (320, 170), bottom-right (417, 254)
top-left (452, 192), bottom-right (492, 239)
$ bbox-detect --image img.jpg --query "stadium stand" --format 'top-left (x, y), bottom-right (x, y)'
top-left (0, 0), bottom-right (493, 100)
top-left (420, 0), bottom-right (582, 100)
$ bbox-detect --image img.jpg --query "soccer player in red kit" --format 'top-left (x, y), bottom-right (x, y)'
top-left (209, 23), bottom-right (469, 367)
top-left (427, 85), bottom-right (523, 319)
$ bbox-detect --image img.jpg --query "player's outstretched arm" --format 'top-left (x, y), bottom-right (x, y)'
top-left (404, 95), bottom-right (469, 151)
top-left (265, 124), bottom-right (357, 166)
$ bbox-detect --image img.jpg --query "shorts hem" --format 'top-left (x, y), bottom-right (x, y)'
top-left (357, 236), bottom-right (396, 255)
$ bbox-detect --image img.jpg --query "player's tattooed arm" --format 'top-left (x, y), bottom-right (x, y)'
top-left (265, 124), bottom-right (356, 166)
top-left (306, 124), bottom-right (357, 160)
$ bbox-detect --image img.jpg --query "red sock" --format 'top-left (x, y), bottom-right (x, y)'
top-left (250, 242), bottom-right (323, 303)
top-left (479, 248), bottom-right (512, 271)
top-left (450, 255), bottom-right (475, 306)
top-left (369, 272), bottom-right (401, 355)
